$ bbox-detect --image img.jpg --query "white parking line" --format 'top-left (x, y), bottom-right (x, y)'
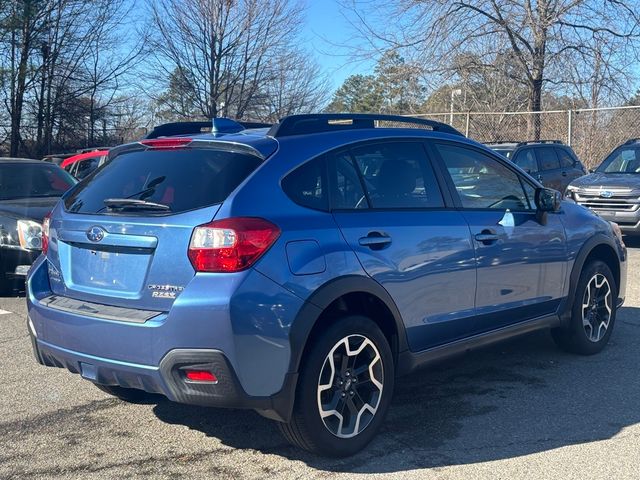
top-left (0, 309), bottom-right (11, 315)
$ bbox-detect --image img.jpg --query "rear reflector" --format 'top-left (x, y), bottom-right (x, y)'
top-left (188, 217), bottom-right (280, 273)
top-left (140, 138), bottom-right (193, 149)
top-left (185, 370), bottom-right (218, 383)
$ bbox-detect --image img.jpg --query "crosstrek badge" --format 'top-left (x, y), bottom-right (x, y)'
top-left (148, 284), bottom-right (184, 299)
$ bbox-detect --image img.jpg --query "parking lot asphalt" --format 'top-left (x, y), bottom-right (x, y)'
top-left (2, 244), bottom-right (640, 480)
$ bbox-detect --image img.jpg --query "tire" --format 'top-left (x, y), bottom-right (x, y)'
top-left (279, 315), bottom-right (395, 457)
top-left (552, 260), bottom-right (617, 355)
top-left (94, 384), bottom-right (157, 403)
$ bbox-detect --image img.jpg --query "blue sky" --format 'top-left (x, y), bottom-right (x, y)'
top-left (306, 1), bottom-right (375, 89)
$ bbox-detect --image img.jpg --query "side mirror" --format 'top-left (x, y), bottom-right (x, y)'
top-left (535, 187), bottom-right (562, 212)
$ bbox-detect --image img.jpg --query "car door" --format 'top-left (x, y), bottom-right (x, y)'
top-left (511, 148), bottom-right (540, 179)
top-left (535, 147), bottom-right (563, 190)
top-left (556, 147), bottom-right (584, 190)
top-left (431, 141), bottom-right (568, 332)
top-left (330, 140), bottom-right (477, 351)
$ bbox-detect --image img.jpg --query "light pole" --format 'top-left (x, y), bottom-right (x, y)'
top-left (449, 88), bottom-right (462, 125)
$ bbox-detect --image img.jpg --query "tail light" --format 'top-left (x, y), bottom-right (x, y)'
top-left (188, 217), bottom-right (280, 273)
top-left (42, 213), bottom-right (51, 254)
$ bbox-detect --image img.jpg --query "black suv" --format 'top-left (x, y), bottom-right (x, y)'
top-left (566, 139), bottom-right (640, 234)
top-left (486, 140), bottom-right (587, 193)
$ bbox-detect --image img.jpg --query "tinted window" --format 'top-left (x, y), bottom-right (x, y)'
top-left (596, 147), bottom-right (640, 173)
top-left (435, 143), bottom-right (532, 210)
top-left (75, 156), bottom-right (103, 180)
top-left (282, 156), bottom-right (328, 211)
top-left (328, 152), bottom-right (367, 209)
top-left (0, 163), bottom-right (76, 200)
top-left (556, 148), bottom-right (575, 169)
top-left (65, 148), bottom-right (262, 215)
top-left (537, 148), bottom-right (560, 171)
top-left (351, 142), bottom-right (443, 208)
top-left (513, 149), bottom-right (538, 173)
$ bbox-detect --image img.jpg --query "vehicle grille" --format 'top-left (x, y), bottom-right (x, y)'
top-left (574, 189), bottom-right (640, 211)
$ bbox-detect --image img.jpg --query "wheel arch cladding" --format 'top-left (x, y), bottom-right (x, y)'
top-left (561, 234), bottom-right (622, 324)
top-left (289, 275), bottom-right (408, 377)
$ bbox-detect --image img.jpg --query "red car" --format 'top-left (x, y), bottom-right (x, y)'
top-left (61, 150), bottom-right (109, 179)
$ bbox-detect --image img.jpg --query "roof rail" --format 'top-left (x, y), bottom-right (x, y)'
top-left (143, 118), bottom-right (272, 139)
top-left (267, 113), bottom-right (463, 138)
top-left (484, 141), bottom-right (520, 145)
top-left (517, 139), bottom-right (564, 146)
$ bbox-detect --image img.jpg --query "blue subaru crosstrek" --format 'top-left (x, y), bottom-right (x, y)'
top-left (27, 114), bottom-right (627, 456)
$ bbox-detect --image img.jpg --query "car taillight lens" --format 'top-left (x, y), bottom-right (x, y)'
top-left (42, 213), bottom-right (51, 254)
top-left (188, 217), bottom-right (280, 273)
top-left (140, 138), bottom-right (193, 149)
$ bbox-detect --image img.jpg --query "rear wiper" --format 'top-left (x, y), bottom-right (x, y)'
top-left (103, 198), bottom-right (170, 211)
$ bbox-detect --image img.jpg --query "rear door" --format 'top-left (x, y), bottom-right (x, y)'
top-left (431, 142), bottom-right (567, 329)
top-left (331, 140), bottom-right (477, 351)
top-left (535, 147), bottom-right (563, 190)
top-left (47, 144), bottom-right (263, 312)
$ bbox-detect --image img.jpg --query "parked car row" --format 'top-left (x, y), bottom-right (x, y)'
top-left (16, 114), bottom-right (627, 458)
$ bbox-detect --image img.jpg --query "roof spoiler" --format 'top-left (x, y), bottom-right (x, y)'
top-left (143, 118), bottom-right (272, 139)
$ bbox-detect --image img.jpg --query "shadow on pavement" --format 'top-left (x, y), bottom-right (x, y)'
top-left (152, 305), bottom-right (640, 473)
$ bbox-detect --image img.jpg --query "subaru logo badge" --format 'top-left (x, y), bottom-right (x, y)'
top-left (600, 191), bottom-right (614, 198)
top-left (86, 226), bottom-right (105, 242)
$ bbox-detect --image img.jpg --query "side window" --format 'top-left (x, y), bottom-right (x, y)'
top-left (513, 149), bottom-right (538, 173)
top-left (537, 148), bottom-right (560, 171)
top-left (328, 151), bottom-right (368, 209)
top-left (557, 148), bottom-right (575, 169)
top-left (350, 141), bottom-right (444, 209)
top-left (434, 143), bottom-right (533, 210)
top-left (282, 156), bottom-right (328, 211)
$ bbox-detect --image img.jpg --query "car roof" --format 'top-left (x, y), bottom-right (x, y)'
top-left (0, 157), bottom-right (44, 164)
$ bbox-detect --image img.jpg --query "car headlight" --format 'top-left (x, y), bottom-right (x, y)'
top-left (565, 185), bottom-right (578, 199)
top-left (16, 220), bottom-right (43, 250)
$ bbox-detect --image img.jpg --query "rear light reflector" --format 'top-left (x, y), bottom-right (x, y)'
top-left (188, 217), bottom-right (280, 273)
top-left (185, 370), bottom-right (218, 383)
top-left (140, 138), bottom-right (193, 149)
top-left (42, 213), bottom-right (51, 254)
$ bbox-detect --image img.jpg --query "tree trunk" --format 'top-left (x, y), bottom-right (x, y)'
top-left (527, 77), bottom-right (543, 140)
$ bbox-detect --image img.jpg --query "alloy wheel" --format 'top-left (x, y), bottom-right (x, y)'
top-left (581, 273), bottom-right (612, 343)
top-left (316, 334), bottom-right (384, 438)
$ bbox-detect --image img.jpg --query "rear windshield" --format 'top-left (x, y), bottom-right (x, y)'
top-left (64, 148), bottom-right (262, 215)
top-left (0, 163), bottom-right (76, 200)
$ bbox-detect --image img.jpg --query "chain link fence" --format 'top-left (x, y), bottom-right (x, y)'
top-left (413, 105), bottom-right (640, 169)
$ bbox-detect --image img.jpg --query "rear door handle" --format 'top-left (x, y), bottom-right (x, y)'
top-left (561, 171), bottom-right (568, 176)
top-left (475, 229), bottom-right (499, 245)
top-left (359, 232), bottom-right (392, 250)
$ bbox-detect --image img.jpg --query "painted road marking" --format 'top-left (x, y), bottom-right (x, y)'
top-left (0, 309), bottom-right (11, 315)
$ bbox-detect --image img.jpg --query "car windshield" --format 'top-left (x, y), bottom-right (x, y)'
top-left (64, 147), bottom-right (262, 215)
top-left (0, 163), bottom-right (76, 200)
top-left (596, 146), bottom-right (640, 174)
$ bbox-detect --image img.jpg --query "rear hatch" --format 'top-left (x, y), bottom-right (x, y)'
top-left (46, 139), bottom-right (265, 312)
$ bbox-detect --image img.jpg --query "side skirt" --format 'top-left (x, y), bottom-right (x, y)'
top-left (396, 314), bottom-right (561, 376)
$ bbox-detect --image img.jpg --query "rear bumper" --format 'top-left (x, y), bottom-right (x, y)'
top-left (29, 323), bottom-right (297, 421)
top-left (26, 256), bottom-right (305, 421)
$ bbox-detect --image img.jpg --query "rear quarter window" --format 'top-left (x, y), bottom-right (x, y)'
top-left (64, 148), bottom-right (262, 215)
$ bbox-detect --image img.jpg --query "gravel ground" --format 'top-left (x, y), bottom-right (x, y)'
top-left (1, 242), bottom-right (639, 479)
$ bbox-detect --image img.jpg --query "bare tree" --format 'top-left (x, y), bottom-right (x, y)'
top-left (340, 0), bottom-right (640, 138)
top-left (147, 0), bottom-right (315, 120)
